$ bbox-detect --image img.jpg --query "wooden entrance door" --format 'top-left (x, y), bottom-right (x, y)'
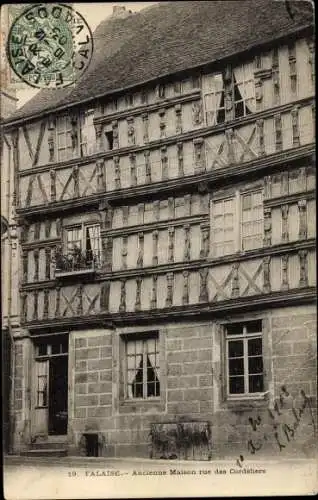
top-left (32, 338), bottom-right (68, 439)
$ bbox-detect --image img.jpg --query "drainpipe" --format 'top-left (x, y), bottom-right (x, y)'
top-left (4, 136), bottom-right (15, 453)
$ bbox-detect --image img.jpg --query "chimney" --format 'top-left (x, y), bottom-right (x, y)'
top-left (112, 6), bottom-right (129, 18)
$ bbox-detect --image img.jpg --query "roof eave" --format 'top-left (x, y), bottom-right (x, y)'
top-left (2, 23), bottom-right (313, 130)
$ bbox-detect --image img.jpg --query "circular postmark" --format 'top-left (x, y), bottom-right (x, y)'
top-left (6, 3), bottom-right (93, 89)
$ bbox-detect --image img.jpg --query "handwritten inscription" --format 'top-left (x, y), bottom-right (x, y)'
top-left (236, 386), bottom-right (316, 467)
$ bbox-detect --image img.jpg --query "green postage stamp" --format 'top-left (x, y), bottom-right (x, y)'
top-left (6, 3), bottom-right (93, 88)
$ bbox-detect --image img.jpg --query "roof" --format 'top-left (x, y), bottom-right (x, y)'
top-left (4, 0), bottom-right (313, 124)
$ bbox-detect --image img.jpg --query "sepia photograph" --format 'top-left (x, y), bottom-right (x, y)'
top-left (1, 1), bottom-right (317, 498)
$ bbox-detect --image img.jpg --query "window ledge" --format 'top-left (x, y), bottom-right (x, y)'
top-left (223, 392), bottom-right (270, 410)
top-left (121, 398), bottom-right (161, 405)
top-left (227, 393), bottom-right (269, 402)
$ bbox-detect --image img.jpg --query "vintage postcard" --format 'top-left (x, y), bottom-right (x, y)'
top-left (1, 1), bottom-right (317, 498)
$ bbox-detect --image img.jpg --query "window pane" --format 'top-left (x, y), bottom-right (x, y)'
top-left (37, 392), bottom-right (44, 406)
top-left (38, 376), bottom-right (46, 392)
top-left (224, 214), bottom-right (234, 227)
top-left (146, 338), bottom-right (156, 354)
top-left (126, 336), bottom-right (159, 399)
top-left (229, 358), bottom-right (244, 375)
top-left (61, 339), bottom-right (68, 353)
top-left (135, 340), bottom-right (143, 355)
top-left (224, 199), bottom-right (234, 213)
top-left (248, 356), bottom-right (263, 374)
top-left (235, 101), bottom-right (244, 118)
top-left (127, 342), bottom-right (135, 355)
top-left (249, 375), bottom-right (264, 393)
top-left (213, 201), bottom-right (224, 216)
top-left (226, 323), bottom-right (244, 335)
top-left (133, 383), bottom-right (143, 398)
top-left (37, 344), bottom-right (47, 356)
top-left (224, 242), bottom-right (235, 255)
top-left (248, 337), bottom-right (262, 355)
top-left (147, 382), bottom-right (156, 396)
top-left (229, 376), bottom-right (245, 394)
top-left (58, 134), bottom-right (66, 148)
top-left (242, 194), bottom-right (252, 210)
top-left (228, 340), bottom-right (244, 357)
top-left (37, 361), bottom-right (47, 376)
top-left (51, 343), bottom-right (59, 355)
top-left (246, 320), bottom-right (262, 333)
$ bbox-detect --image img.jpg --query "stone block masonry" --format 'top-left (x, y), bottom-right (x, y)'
top-left (166, 325), bottom-right (214, 418)
top-left (66, 307), bottom-right (316, 459)
top-left (70, 330), bottom-right (114, 455)
top-left (271, 306), bottom-right (317, 399)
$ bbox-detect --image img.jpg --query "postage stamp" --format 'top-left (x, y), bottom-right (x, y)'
top-left (6, 3), bottom-right (93, 89)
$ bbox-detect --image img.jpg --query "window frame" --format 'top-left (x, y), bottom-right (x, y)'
top-left (225, 320), bottom-right (264, 399)
top-left (64, 222), bottom-right (101, 264)
top-left (211, 188), bottom-right (264, 257)
top-left (56, 112), bottom-right (91, 161)
top-left (36, 360), bottom-right (48, 408)
top-left (233, 63), bottom-right (256, 119)
top-left (202, 71), bottom-right (225, 126)
top-left (124, 333), bottom-right (160, 401)
top-left (202, 62), bottom-right (256, 126)
top-left (56, 114), bottom-right (74, 162)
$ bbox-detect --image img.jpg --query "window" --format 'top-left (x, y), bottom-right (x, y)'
top-left (125, 94), bottom-right (134, 107)
top-left (233, 63), bottom-right (256, 118)
top-left (158, 84), bottom-right (166, 99)
top-left (226, 320), bottom-right (264, 397)
top-left (57, 113), bottom-right (90, 160)
top-left (212, 197), bottom-right (235, 257)
top-left (125, 335), bottom-right (160, 399)
top-left (241, 191), bottom-right (263, 251)
top-left (105, 130), bottom-right (114, 150)
top-left (211, 190), bottom-right (263, 257)
top-left (66, 223), bottom-right (101, 266)
top-left (202, 63), bottom-right (256, 125)
top-left (79, 111), bottom-right (95, 156)
top-left (202, 72), bottom-right (225, 125)
top-left (56, 115), bottom-right (73, 161)
top-left (36, 361), bottom-right (48, 407)
top-left (36, 340), bottom-right (68, 358)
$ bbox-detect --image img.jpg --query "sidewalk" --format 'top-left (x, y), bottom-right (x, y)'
top-left (4, 453), bottom-right (317, 467)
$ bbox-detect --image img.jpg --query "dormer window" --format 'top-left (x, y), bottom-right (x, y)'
top-left (158, 84), bottom-right (166, 99)
top-left (202, 62), bottom-right (255, 125)
top-left (125, 94), bottom-right (134, 107)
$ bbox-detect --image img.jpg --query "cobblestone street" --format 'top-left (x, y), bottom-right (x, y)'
top-left (4, 455), bottom-right (317, 499)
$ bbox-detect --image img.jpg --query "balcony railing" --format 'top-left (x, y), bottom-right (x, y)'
top-left (55, 249), bottom-right (100, 277)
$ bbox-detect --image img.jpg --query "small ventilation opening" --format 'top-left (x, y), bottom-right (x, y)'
top-left (84, 433), bottom-right (99, 457)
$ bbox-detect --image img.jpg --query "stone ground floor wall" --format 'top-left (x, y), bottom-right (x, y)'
top-left (11, 304), bottom-right (317, 459)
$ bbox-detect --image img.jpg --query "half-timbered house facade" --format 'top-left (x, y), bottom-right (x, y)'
top-left (2, 1), bottom-right (316, 459)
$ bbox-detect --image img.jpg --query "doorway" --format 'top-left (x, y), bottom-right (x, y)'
top-left (49, 356), bottom-right (68, 435)
top-left (32, 336), bottom-right (68, 438)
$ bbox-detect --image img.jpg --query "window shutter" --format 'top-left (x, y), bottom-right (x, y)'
top-left (211, 197), bottom-right (236, 257)
top-left (202, 73), bottom-right (225, 125)
top-left (241, 191), bottom-right (263, 251)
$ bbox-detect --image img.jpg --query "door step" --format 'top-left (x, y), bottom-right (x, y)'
top-left (21, 448), bottom-right (68, 457)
